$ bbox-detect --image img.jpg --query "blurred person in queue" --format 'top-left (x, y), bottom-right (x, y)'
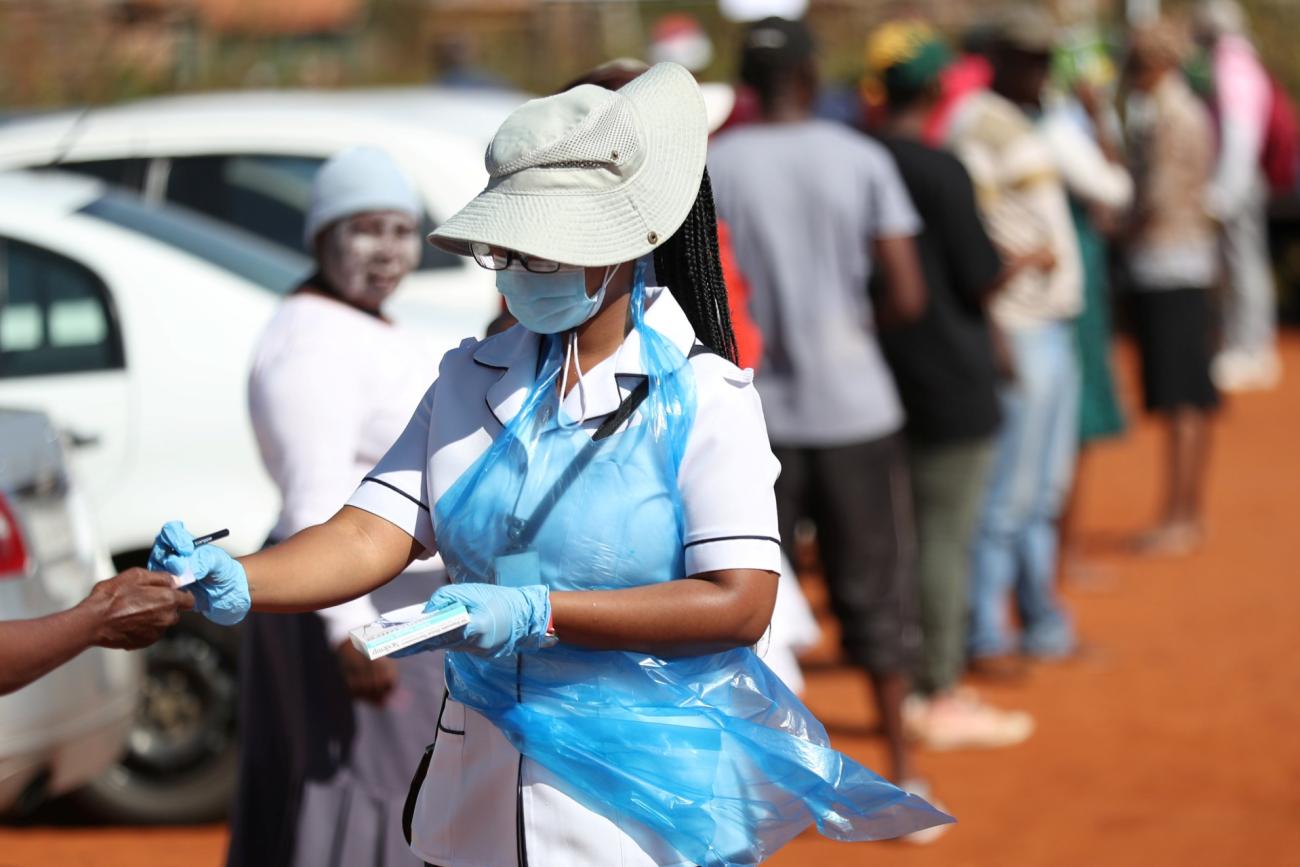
top-left (707, 17), bottom-right (936, 806)
top-left (945, 6), bottom-right (1084, 670)
top-left (1038, 30), bottom-right (1134, 578)
top-left (862, 20), bottom-right (1034, 752)
top-left (1, 569), bottom-right (192, 696)
top-left (1122, 21), bottom-right (1221, 556)
top-left (146, 63), bottom-right (948, 866)
top-left (228, 147), bottom-right (448, 867)
top-left (1194, 0), bottom-right (1281, 391)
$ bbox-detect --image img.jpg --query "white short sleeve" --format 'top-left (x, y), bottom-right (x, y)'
top-left (346, 381), bottom-right (438, 555)
top-left (677, 359), bottom-right (782, 576)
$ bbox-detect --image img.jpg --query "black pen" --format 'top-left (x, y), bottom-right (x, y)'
top-left (192, 528), bottom-right (230, 548)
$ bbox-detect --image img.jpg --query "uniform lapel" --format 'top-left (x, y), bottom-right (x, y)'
top-left (473, 325), bottom-right (542, 429)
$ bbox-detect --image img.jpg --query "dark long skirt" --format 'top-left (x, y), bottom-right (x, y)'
top-left (225, 566), bottom-right (446, 867)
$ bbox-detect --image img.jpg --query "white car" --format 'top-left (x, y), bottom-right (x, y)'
top-left (0, 170), bottom-right (322, 820)
top-left (0, 86), bottom-right (527, 339)
top-left (0, 170), bottom-right (300, 561)
top-left (0, 408), bottom-right (139, 815)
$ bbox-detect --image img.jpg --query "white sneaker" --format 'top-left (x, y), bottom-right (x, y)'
top-left (1213, 349), bottom-right (1282, 392)
top-left (910, 690), bottom-right (1034, 751)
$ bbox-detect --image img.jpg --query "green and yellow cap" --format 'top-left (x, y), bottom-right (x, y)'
top-left (862, 20), bottom-right (953, 107)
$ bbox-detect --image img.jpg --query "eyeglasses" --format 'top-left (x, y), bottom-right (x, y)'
top-left (470, 242), bottom-right (565, 274)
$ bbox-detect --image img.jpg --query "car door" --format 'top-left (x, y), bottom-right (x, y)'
top-left (0, 237), bottom-right (133, 503)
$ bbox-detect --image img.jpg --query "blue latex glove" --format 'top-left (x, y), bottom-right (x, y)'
top-left (394, 583), bottom-right (552, 659)
top-left (148, 521), bottom-right (251, 626)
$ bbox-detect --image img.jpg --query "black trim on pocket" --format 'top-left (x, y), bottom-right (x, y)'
top-left (402, 743), bottom-right (434, 847)
top-left (402, 690), bottom-right (455, 846)
top-left (436, 690), bottom-right (464, 736)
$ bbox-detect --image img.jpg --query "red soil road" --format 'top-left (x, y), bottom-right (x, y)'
top-left (3, 337), bottom-right (1299, 867)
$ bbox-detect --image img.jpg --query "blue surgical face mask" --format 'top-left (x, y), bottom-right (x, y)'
top-left (496, 267), bottom-right (612, 335)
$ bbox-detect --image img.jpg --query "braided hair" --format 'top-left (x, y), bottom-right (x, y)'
top-left (653, 168), bottom-right (739, 366)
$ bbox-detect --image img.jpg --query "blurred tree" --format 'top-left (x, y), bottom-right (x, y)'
top-left (1, 0), bottom-right (1296, 110)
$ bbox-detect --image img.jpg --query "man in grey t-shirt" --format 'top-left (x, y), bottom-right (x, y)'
top-left (708, 17), bottom-right (929, 793)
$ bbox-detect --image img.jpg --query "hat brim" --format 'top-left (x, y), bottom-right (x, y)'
top-left (428, 62), bottom-right (709, 268)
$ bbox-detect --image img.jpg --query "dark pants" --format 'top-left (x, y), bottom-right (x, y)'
top-left (908, 436), bottom-right (996, 696)
top-left (772, 432), bottom-right (920, 675)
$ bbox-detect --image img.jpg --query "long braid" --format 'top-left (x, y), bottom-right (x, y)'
top-left (654, 168), bottom-right (739, 365)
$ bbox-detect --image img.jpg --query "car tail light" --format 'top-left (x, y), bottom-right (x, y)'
top-left (0, 492), bottom-right (30, 577)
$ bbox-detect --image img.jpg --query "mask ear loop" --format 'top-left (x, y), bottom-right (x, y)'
top-left (557, 265), bottom-right (617, 429)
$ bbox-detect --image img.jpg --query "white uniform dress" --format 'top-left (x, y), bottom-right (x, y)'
top-left (347, 288), bottom-right (783, 867)
top-left (236, 292), bottom-right (449, 867)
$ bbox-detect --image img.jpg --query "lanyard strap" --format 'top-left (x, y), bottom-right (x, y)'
top-left (504, 342), bottom-right (709, 552)
top-left (504, 378), bottom-right (650, 552)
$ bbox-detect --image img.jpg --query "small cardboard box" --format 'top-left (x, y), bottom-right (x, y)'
top-left (349, 602), bottom-right (470, 660)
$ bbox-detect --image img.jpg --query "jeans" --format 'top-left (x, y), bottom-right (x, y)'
top-left (1221, 177), bottom-right (1277, 359)
top-left (969, 321), bottom-right (1079, 658)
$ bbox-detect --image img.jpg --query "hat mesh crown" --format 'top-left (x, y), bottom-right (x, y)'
top-left (490, 99), bottom-right (643, 178)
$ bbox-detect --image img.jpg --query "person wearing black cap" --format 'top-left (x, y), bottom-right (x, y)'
top-left (708, 16), bottom-right (930, 796)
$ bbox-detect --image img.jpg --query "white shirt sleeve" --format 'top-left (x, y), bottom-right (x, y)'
top-left (677, 359), bottom-right (782, 576)
top-left (249, 340), bottom-right (381, 647)
top-left (346, 380), bottom-right (439, 556)
top-left (1041, 112), bottom-right (1133, 210)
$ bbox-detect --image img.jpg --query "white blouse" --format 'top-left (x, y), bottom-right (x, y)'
top-left (249, 292), bottom-right (443, 646)
top-left (347, 288), bottom-right (783, 867)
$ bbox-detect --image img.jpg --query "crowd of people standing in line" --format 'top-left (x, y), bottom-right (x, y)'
top-left (99, 2), bottom-right (1288, 864)
top-left (2, 2), bottom-right (1291, 864)
top-left (697, 0), bottom-right (1291, 838)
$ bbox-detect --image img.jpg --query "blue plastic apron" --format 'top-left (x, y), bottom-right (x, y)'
top-left (432, 264), bottom-right (950, 865)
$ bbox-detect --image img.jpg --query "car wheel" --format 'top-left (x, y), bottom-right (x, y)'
top-left (76, 612), bottom-right (241, 824)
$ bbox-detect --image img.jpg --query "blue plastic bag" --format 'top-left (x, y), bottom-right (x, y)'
top-left (433, 261), bottom-right (951, 865)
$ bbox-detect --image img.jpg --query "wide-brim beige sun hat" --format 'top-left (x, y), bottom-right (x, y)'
top-left (428, 62), bottom-right (708, 268)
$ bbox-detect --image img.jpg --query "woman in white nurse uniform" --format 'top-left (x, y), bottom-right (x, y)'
top-left (150, 63), bottom-right (948, 867)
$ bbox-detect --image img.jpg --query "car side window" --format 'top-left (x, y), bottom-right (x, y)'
top-left (166, 155), bottom-right (321, 252)
top-left (52, 158), bottom-right (149, 193)
top-left (0, 238), bottom-right (125, 378)
top-left (164, 154), bottom-right (461, 272)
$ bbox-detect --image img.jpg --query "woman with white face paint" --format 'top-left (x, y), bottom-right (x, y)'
top-left (230, 146), bottom-right (444, 867)
top-left (151, 66), bottom-right (949, 866)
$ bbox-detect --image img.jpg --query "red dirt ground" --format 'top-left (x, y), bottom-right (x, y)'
top-left (3, 337), bottom-right (1298, 867)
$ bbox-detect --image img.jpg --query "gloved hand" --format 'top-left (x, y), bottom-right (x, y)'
top-left (394, 583), bottom-right (552, 659)
top-left (148, 521), bottom-right (251, 626)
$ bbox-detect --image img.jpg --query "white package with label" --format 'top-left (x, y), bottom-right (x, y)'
top-left (349, 602), bottom-right (470, 660)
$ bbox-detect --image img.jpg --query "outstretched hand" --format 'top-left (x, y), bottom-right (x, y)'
top-left (84, 568), bottom-right (195, 650)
